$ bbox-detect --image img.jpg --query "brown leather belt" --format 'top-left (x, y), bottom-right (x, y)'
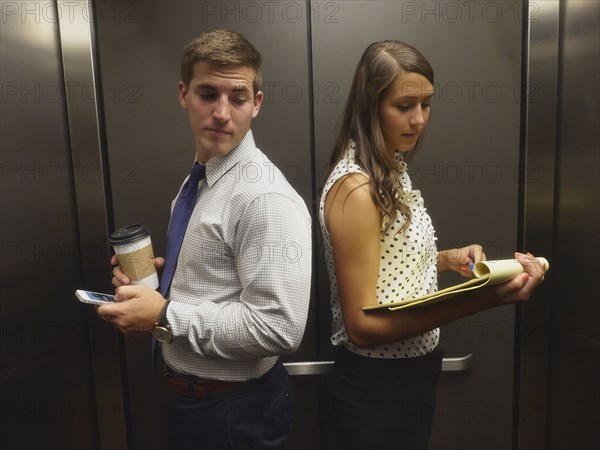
top-left (164, 368), bottom-right (247, 399)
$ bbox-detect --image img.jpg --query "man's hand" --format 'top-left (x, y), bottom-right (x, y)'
top-left (111, 254), bottom-right (165, 288)
top-left (97, 285), bottom-right (166, 337)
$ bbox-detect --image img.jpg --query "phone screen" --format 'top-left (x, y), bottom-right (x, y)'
top-left (87, 291), bottom-right (115, 302)
top-left (76, 290), bottom-right (116, 304)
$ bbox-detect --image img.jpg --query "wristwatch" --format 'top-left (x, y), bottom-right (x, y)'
top-left (152, 300), bottom-right (173, 344)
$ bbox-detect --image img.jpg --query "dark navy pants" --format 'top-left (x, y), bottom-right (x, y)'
top-left (166, 361), bottom-right (293, 450)
top-left (331, 347), bottom-right (444, 450)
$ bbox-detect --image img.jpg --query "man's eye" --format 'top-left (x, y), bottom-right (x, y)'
top-left (230, 94), bottom-right (250, 104)
top-left (199, 92), bottom-right (218, 102)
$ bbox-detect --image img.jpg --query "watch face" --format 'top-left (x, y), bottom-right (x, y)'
top-left (152, 326), bottom-right (173, 343)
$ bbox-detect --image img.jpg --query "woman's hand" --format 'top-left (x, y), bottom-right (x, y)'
top-left (489, 252), bottom-right (546, 305)
top-left (437, 244), bottom-right (485, 278)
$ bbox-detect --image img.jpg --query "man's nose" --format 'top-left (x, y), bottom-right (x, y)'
top-left (213, 94), bottom-right (231, 121)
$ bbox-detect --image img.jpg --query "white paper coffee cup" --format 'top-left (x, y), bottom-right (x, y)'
top-left (109, 223), bottom-right (159, 289)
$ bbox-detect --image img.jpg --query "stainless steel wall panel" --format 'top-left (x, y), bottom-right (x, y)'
top-left (1, 2), bottom-right (99, 448)
top-left (312, 2), bottom-right (524, 449)
top-left (55, 1), bottom-right (129, 448)
top-left (518, 1), bottom-right (560, 447)
top-left (548, 0), bottom-right (599, 448)
top-left (519, 1), bottom-right (600, 449)
top-left (5, 0), bottom-right (595, 448)
top-left (94, 2), bottom-right (315, 448)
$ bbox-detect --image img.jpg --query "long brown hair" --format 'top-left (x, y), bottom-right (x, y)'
top-left (329, 41), bottom-right (434, 233)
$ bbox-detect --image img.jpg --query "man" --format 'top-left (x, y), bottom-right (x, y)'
top-left (98, 29), bottom-right (312, 450)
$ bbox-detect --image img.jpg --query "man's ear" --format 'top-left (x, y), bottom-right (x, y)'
top-left (178, 81), bottom-right (189, 109)
top-left (252, 91), bottom-right (264, 118)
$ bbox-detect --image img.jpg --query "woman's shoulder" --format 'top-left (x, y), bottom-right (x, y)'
top-left (325, 172), bottom-right (373, 210)
top-left (323, 171), bottom-right (379, 239)
top-left (326, 143), bottom-right (368, 180)
top-left (332, 172), bottom-right (370, 193)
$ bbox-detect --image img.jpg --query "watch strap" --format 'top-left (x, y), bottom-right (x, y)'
top-left (153, 300), bottom-right (173, 344)
top-left (156, 300), bottom-right (170, 328)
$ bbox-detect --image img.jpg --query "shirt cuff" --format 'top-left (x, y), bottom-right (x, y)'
top-left (166, 301), bottom-right (196, 339)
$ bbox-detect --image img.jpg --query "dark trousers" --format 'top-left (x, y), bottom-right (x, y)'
top-left (166, 361), bottom-right (292, 450)
top-left (331, 347), bottom-right (444, 450)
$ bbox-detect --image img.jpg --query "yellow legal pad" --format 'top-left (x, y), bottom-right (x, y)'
top-left (363, 257), bottom-right (549, 312)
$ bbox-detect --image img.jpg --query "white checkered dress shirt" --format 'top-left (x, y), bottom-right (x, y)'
top-left (163, 131), bottom-right (312, 381)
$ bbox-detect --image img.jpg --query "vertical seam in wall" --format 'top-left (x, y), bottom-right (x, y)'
top-left (54, 4), bottom-right (101, 449)
top-left (305, 0), bottom-right (320, 357)
top-left (305, 1), bottom-right (326, 447)
top-left (88, 4), bottom-right (133, 448)
top-left (512, 0), bottom-right (531, 446)
top-left (56, 0), bottom-right (129, 448)
top-left (546, 0), bottom-right (566, 446)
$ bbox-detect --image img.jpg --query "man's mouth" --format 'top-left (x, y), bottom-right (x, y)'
top-left (206, 127), bottom-right (231, 135)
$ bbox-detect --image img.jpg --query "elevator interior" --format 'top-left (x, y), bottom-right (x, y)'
top-left (1, 1), bottom-right (598, 449)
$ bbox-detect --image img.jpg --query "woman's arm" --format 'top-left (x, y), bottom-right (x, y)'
top-left (324, 174), bottom-right (545, 348)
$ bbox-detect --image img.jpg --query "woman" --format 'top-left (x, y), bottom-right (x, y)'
top-left (319, 41), bottom-right (545, 450)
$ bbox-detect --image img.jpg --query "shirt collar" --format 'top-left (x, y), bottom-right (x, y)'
top-left (204, 130), bottom-right (256, 187)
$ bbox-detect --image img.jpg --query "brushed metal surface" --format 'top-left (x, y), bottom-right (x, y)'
top-left (93, 3), bottom-right (315, 449)
top-left (312, 2), bottom-right (523, 449)
top-left (6, 1), bottom-right (597, 449)
top-left (547, 0), bottom-right (600, 448)
top-left (1, 1), bottom-right (98, 448)
top-left (56, 1), bottom-right (128, 449)
top-left (283, 354), bottom-right (473, 376)
top-left (519, 1), bottom-right (600, 449)
top-left (517, 1), bottom-right (560, 448)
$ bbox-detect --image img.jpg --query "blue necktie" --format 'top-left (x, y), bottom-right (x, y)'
top-left (153, 163), bottom-right (205, 369)
top-left (160, 162), bottom-right (206, 297)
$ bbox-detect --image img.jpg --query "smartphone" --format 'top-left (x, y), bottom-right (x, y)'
top-left (75, 289), bottom-right (116, 305)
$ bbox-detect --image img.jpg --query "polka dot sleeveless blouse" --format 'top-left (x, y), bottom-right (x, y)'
top-left (319, 142), bottom-right (440, 358)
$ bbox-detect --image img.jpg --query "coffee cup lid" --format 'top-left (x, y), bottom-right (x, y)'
top-left (109, 223), bottom-right (151, 245)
